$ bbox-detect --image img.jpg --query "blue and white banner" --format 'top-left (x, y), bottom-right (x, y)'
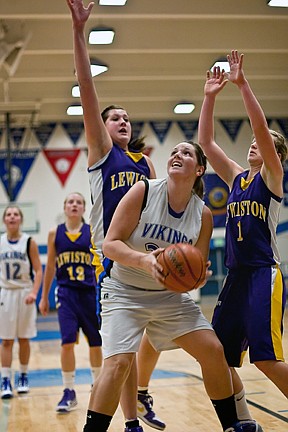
top-left (131, 121), bottom-right (144, 140)
top-left (0, 149), bottom-right (39, 201)
top-left (149, 121), bottom-right (172, 144)
top-left (219, 119), bottom-right (244, 142)
top-left (277, 118), bottom-right (288, 139)
top-left (177, 120), bottom-right (198, 141)
top-left (33, 123), bottom-right (57, 147)
top-left (203, 173), bottom-right (229, 227)
top-left (267, 118), bottom-right (273, 128)
top-left (62, 122), bottom-right (84, 145)
top-left (11, 127), bottom-right (26, 148)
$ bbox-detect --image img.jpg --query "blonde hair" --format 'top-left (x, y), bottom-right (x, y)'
top-left (64, 192), bottom-right (86, 223)
top-left (64, 192), bottom-right (86, 208)
top-left (2, 205), bottom-right (23, 222)
top-left (269, 129), bottom-right (287, 164)
top-left (251, 129), bottom-right (287, 165)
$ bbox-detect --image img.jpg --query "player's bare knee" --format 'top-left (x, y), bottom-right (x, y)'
top-left (212, 340), bottom-right (226, 363)
top-left (196, 338), bottom-right (225, 366)
top-left (1, 339), bottom-right (14, 349)
top-left (105, 354), bottom-right (134, 381)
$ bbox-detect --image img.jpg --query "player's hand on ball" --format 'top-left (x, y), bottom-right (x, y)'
top-left (140, 248), bottom-right (165, 285)
top-left (157, 243), bottom-right (206, 292)
top-left (197, 260), bottom-right (213, 289)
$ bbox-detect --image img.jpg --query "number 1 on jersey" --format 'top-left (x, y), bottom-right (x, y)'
top-left (237, 221), bottom-right (243, 241)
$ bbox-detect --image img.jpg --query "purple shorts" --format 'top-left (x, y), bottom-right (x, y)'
top-left (212, 266), bottom-right (286, 366)
top-left (55, 285), bottom-right (102, 347)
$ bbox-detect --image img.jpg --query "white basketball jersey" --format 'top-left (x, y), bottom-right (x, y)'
top-left (0, 233), bottom-right (33, 289)
top-left (110, 178), bottom-right (204, 290)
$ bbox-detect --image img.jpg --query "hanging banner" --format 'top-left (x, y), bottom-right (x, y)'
top-left (177, 120), bottom-right (198, 141)
top-left (0, 149), bottom-right (39, 201)
top-left (149, 121), bottom-right (172, 144)
top-left (131, 121), bottom-right (144, 140)
top-left (62, 122), bottom-right (84, 145)
top-left (33, 122), bottom-right (57, 147)
top-left (203, 173), bottom-right (229, 227)
top-left (219, 119), bottom-right (244, 142)
top-left (11, 127), bottom-right (26, 148)
top-left (43, 149), bottom-right (80, 187)
top-left (277, 118), bottom-right (288, 138)
top-left (266, 118), bottom-right (273, 128)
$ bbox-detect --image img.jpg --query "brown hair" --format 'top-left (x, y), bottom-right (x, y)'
top-left (101, 104), bottom-right (146, 152)
top-left (187, 140), bottom-right (207, 199)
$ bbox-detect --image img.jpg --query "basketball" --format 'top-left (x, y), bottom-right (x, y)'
top-left (157, 243), bottom-right (206, 292)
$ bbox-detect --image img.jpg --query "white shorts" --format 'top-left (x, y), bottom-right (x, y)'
top-left (0, 288), bottom-right (37, 339)
top-left (100, 278), bottom-right (212, 358)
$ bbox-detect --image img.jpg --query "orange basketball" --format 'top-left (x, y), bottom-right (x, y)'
top-left (157, 243), bottom-right (206, 292)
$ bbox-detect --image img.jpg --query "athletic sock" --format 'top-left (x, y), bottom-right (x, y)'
top-left (83, 411), bottom-right (112, 432)
top-left (138, 386), bottom-right (149, 394)
top-left (211, 395), bottom-right (239, 431)
top-left (19, 364), bottom-right (28, 374)
top-left (234, 388), bottom-right (253, 420)
top-left (125, 419), bottom-right (140, 428)
top-left (1, 367), bottom-right (11, 379)
top-left (62, 370), bottom-right (75, 390)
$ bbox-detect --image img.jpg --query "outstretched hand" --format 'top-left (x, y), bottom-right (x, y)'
top-left (204, 66), bottom-right (228, 97)
top-left (227, 50), bottom-right (246, 86)
top-left (66, 0), bottom-right (94, 29)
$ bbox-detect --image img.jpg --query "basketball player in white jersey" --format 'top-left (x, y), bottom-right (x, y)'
top-left (0, 206), bottom-right (42, 399)
top-left (83, 140), bottom-right (253, 432)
